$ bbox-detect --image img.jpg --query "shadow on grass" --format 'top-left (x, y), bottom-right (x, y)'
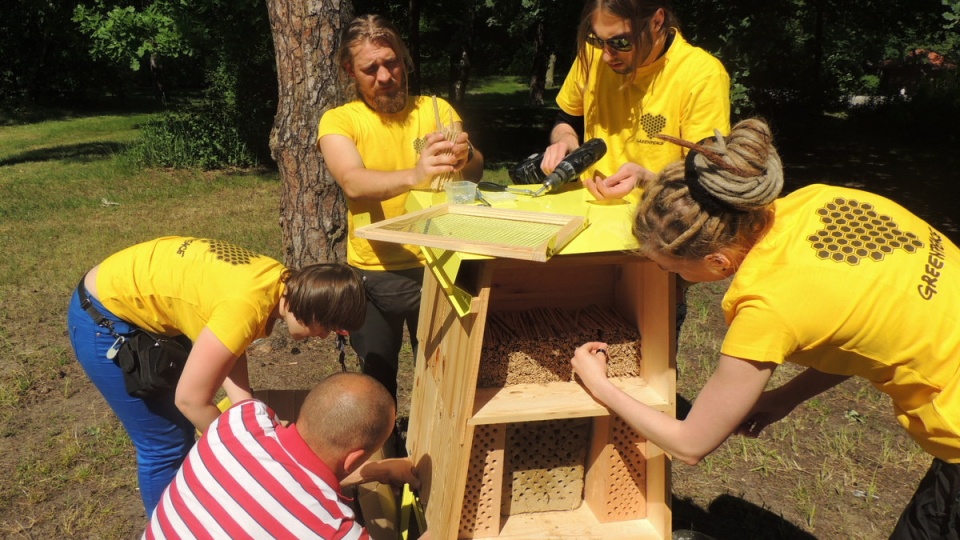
top-left (673, 394), bottom-right (818, 538)
top-left (673, 493), bottom-right (818, 540)
top-left (0, 142), bottom-right (130, 167)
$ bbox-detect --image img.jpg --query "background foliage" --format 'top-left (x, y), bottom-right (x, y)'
top-left (3, 0), bottom-right (959, 162)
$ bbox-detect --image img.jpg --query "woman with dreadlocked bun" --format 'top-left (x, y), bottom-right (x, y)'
top-left (573, 118), bottom-right (960, 537)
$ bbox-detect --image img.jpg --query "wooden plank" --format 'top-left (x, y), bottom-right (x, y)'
top-left (486, 263), bottom-right (618, 312)
top-left (473, 503), bottom-right (665, 539)
top-left (639, 262), bottom-right (676, 411)
top-left (616, 260), bottom-right (674, 538)
top-left (585, 416), bottom-right (647, 523)
top-left (410, 264), bottom-right (495, 540)
top-left (252, 389), bottom-right (308, 424)
top-left (470, 379), bottom-right (670, 425)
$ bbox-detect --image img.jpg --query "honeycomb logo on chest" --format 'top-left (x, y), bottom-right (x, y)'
top-left (807, 197), bottom-right (924, 265)
top-left (413, 136), bottom-right (426, 154)
top-left (203, 239), bottom-right (260, 265)
top-left (640, 113), bottom-right (667, 139)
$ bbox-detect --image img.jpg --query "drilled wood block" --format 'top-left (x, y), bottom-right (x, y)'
top-left (460, 425), bottom-right (505, 538)
top-left (501, 418), bottom-right (590, 515)
top-left (586, 415), bottom-right (648, 523)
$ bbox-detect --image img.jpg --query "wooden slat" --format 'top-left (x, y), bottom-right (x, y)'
top-left (470, 379), bottom-right (670, 425)
top-left (474, 503), bottom-right (664, 539)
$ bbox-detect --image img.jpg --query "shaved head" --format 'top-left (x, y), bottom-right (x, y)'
top-left (297, 372), bottom-right (396, 456)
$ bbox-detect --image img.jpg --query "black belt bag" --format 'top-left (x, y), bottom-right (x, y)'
top-left (77, 278), bottom-right (192, 399)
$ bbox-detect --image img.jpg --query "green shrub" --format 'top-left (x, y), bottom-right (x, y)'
top-left (126, 101), bottom-right (257, 170)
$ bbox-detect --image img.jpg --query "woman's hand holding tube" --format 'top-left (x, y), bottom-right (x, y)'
top-left (571, 341), bottom-right (614, 399)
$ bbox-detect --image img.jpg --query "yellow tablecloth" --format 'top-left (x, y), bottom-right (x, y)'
top-left (407, 183), bottom-right (641, 315)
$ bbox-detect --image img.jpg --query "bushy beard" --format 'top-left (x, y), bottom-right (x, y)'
top-left (371, 86), bottom-right (408, 114)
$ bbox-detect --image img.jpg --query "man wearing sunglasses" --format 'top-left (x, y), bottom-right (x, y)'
top-left (541, 0), bottom-right (730, 201)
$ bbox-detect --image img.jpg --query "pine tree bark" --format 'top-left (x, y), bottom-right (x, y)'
top-left (408, 0), bottom-right (421, 94)
top-left (529, 20), bottom-right (547, 105)
top-left (267, 0), bottom-right (352, 267)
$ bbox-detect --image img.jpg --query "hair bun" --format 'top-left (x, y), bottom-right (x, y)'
top-left (694, 118), bottom-right (783, 210)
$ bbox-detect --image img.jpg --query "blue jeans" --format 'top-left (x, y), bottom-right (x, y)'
top-left (67, 288), bottom-right (195, 516)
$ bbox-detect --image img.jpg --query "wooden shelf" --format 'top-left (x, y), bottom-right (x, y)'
top-left (409, 251), bottom-right (676, 539)
top-left (474, 503), bottom-right (666, 539)
top-left (470, 378), bottom-right (671, 425)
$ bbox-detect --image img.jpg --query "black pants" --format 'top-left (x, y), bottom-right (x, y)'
top-left (891, 458), bottom-right (960, 539)
top-left (349, 266), bottom-right (424, 401)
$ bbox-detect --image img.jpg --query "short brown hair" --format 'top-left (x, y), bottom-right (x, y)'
top-left (282, 263), bottom-right (366, 332)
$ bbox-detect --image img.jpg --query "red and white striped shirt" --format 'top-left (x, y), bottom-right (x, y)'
top-left (144, 399), bottom-right (368, 540)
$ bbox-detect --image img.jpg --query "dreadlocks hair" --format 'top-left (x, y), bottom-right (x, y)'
top-left (633, 118), bottom-right (784, 265)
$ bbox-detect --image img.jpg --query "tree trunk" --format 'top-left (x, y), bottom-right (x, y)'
top-left (408, 0), bottom-right (421, 94)
top-left (149, 53), bottom-right (167, 106)
top-left (267, 0), bottom-right (352, 268)
top-left (529, 20), bottom-right (547, 105)
top-left (450, 47), bottom-right (470, 104)
top-left (811, 0), bottom-right (825, 107)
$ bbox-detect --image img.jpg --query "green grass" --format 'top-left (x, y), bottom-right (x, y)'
top-left (0, 110), bottom-right (283, 537)
top-left (0, 114), bottom-right (282, 290)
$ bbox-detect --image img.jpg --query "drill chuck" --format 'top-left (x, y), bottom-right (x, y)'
top-left (541, 138), bottom-right (608, 193)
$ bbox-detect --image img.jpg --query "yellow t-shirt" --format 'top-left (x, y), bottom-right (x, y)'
top-left (721, 185), bottom-right (960, 461)
top-left (317, 96), bottom-right (462, 271)
top-left (556, 31), bottom-right (730, 182)
top-left (96, 236), bottom-right (286, 356)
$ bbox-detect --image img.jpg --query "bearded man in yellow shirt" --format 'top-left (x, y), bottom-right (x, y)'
top-left (317, 14), bottom-right (484, 407)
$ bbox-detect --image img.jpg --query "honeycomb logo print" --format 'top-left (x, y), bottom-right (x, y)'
top-left (202, 239), bottom-right (260, 266)
top-left (413, 136), bottom-right (426, 154)
top-left (806, 197), bottom-right (924, 265)
top-left (640, 113), bottom-right (667, 139)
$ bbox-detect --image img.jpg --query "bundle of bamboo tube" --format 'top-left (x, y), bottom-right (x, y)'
top-left (429, 95), bottom-right (460, 191)
top-left (478, 305), bottom-right (641, 387)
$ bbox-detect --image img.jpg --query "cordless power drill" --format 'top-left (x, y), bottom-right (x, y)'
top-left (507, 138), bottom-right (608, 196)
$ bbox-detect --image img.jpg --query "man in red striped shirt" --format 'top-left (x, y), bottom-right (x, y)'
top-left (144, 372), bottom-right (425, 539)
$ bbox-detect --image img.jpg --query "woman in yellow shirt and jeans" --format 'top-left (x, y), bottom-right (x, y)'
top-left (67, 236), bottom-right (367, 516)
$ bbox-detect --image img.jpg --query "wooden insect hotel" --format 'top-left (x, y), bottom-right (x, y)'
top-left (407, 248), bottom-right (676, 539)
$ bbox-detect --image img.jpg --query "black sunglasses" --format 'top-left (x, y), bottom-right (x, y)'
top-left (586, 34), bottom-right (634, 53)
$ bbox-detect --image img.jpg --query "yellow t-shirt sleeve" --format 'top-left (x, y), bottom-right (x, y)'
top-left (317, 106), bottom-right (354, 147)
top-left (206, 299), bottom-right (266, 356)
top-left (556, 56), bottom-right (587, 117)
top-left (679, 60), bottom-right (731, 144)
top-left (720, 297), bottom-right (797, 364)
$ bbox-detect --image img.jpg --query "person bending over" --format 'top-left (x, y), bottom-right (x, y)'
top-left (68, 236), bottom-right (366, 515)
top-left (572, 118), bottom-right (960, 538)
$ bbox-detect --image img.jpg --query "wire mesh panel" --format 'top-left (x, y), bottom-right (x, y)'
top-left (354, 204), bottom-right (587, 262)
